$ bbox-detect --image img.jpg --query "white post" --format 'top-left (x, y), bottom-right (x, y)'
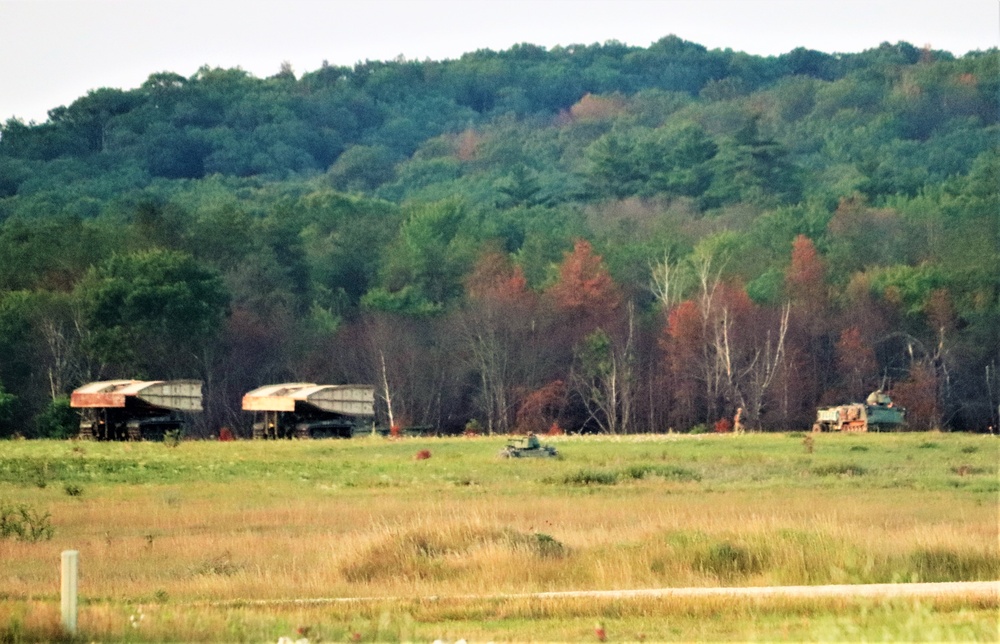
top-left (61, 550), bottom-right (78, 634)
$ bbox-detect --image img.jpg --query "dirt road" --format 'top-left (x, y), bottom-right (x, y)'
top-left (524, 580), bottom-right (999, 601)
top-left (219, 581), bottom-right (999, 607)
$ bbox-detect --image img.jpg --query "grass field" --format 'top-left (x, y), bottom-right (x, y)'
top-left (0, 432), bottom-right (997, 642)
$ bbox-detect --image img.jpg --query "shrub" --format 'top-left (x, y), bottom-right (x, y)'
top-left (505, 531), bottom-right (568, 558)
top-left (163, 429), bottom-right (183, 447)
top-left (529, 532), bottom-right (566, 558)
top-left (695, 541), bottom-right (766, 579)
top-left (622, 465), bottom-right (651, 480)
top-left (908, 548), bottom-right (1000, 582)
top-left (812, 463), bottom-right (867, 476)
top-left (714, 418), bottom-right (732, 433)
top-left (0, 500), bottom-right (53, 542)
top-left (950, 465), bottom-right (986, 476)
top-left (64, 483), bottom-right (83, 497)
top-left (622, 464), bottom-right (701, 482)
top-left (656, 464), bottom-right (702, 482)
top-left (0, 384), bottom-right (16, 438)
top-left (193, 551), bottom-right (241, 576)
top-left (688, 424), bottom-right (709, 435)
top-left (562, 469), bottom-right (619, 485)
top-left (33, 396), bottom-right (77, 439)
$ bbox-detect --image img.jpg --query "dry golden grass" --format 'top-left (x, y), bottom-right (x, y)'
top-left (0, 432), bottom-right (997, 641)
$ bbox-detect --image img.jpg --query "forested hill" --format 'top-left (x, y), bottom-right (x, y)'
top-left (0, 37), bottom-right (997, 436)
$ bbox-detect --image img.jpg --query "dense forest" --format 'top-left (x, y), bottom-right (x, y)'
top-left (0, 36), bottom-right (997, 437)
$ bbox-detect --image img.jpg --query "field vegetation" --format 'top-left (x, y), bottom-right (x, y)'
top-left (0, 432), bottom-right (997, 642)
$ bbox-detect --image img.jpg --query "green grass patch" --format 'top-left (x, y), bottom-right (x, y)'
top-left (622, 464), bottom-right (701, 482)
top-left (560, 468), bottom-right (619, 485)
top-left (812, 463), bottom-right (868, 477)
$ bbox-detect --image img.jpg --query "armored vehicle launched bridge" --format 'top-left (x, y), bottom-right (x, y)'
top-left (71, 380), bottom-right (203, 440)
top-left (242, 383), bottom-right (375, 439)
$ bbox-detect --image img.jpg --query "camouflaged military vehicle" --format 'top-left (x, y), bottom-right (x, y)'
top-left (812, 390), bottom-right (906, 432)
top-left (499, 434), bottom-right (559, 458)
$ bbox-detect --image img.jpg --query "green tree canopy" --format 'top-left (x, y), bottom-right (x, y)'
top-left (79, 249), bottom-right (229, 377)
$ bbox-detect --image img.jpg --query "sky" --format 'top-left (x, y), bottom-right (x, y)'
top-left (2, 0), bottom-right (997, 124)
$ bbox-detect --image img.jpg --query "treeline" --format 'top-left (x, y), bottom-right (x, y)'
top-left (0, 37), bottom-right (997, 436)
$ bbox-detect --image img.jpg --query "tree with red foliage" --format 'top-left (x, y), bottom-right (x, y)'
top-left (785, 235), bottom-right (827, 313)
top-left (893, 362), bottom-right (939, 430)
top-left (461, 250), bottom-right (541, 434)
top-left (782, 234), bottom-right (831, 424)
top-left (663, 299), bottom-right (704, 427)
top-left (835, 326), bottom-right (877, 400)
top-left (548, 240), bottom-right (637, 433)
top-left (515, 380), bottom-right (566, 434)
top-left (548, 239), bottom-right (622, 333)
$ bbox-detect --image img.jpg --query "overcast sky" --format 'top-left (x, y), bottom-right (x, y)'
top-left (2, 0), bottom-right (997, 124)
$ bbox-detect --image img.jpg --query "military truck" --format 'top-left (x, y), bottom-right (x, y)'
top-left (242, 383), bottom-right (375, 439)
top-left (812, 390), bottom-right (906, 432)
top-left (71, 380), bottom-right (203, 440)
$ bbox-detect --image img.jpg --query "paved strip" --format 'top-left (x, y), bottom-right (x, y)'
top-left (207, 581), bottom-right (999, 607)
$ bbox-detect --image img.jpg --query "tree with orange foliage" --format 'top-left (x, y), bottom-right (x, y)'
top-left (663, 299), bottom-right (704, 427)
top-left (548, 241), bottom-right (637, 433)
top-left (548, 240), bottom-right (622, 335)
top-left (465, 249), bottom-right (529, 303)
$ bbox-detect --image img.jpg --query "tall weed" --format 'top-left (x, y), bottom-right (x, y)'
top-left (0, 500), bottom-right (53, 542)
